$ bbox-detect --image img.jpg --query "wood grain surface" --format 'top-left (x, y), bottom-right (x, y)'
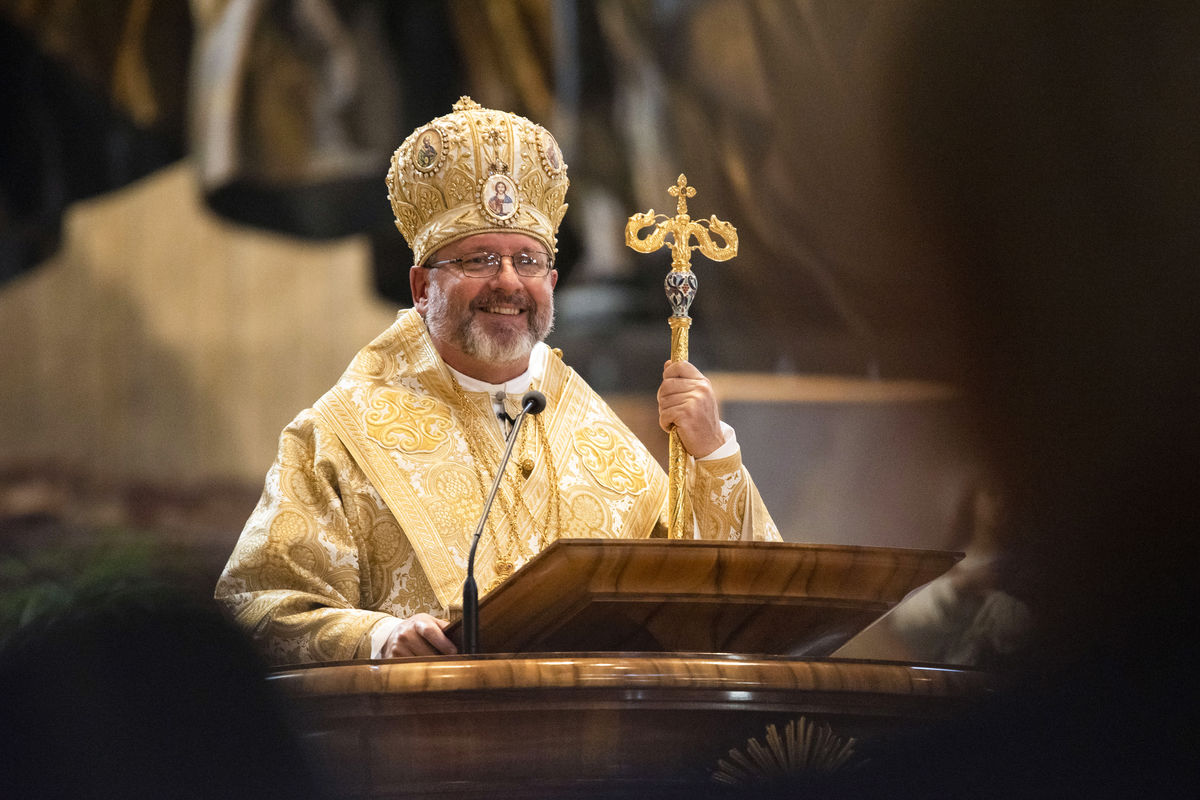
top-left (272, 654), bottom-right (992, 799)
top-left (445, 540), bottom-right (960, 655)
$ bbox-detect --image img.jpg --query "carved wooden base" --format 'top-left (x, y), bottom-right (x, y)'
top-left (271, 654), bottom-right (992, 799)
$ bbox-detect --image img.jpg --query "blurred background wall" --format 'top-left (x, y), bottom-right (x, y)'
top-left (7, 0), bottom-right (1123, 618)
top-left (1, 0), bottom-right (984, 599)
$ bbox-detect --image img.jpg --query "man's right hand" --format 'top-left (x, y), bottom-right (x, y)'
top-left (380, 613), bottom-right (458, 657)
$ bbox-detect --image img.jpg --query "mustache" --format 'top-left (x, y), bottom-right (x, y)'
top-left (469, 289), bottom-right (534, 311)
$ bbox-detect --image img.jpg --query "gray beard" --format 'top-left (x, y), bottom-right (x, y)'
top-left (424, 279), bottom-right (555, 364)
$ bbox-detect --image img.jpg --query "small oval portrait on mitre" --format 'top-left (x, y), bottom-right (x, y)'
top-left (482, 173), bottom-right (517, 221)
top-left (541, 133), bottom-right (564, 174)
top-left (413, 127), bottom-right (443, 173)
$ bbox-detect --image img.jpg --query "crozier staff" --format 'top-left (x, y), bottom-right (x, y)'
top-left (215, 97), bottom-right (779, 664)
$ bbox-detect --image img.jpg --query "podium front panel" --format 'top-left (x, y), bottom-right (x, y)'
top-left (271, 654), bottom-right (991, 799)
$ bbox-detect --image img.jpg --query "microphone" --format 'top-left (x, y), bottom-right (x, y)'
top-left (461, 390), bottom-right (547, 654)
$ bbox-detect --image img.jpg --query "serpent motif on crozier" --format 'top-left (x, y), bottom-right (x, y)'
top-left (573, 424), bottom-right (649, 495)
top-left (362, 389), bottom-right (453, 453)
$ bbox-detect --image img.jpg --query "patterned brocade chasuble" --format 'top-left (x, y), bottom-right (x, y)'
top-left (314, 309), bottom-right (668, 611)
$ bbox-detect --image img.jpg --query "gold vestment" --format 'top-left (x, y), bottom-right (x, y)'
top-left (216, 310), bottom-right (779, 664)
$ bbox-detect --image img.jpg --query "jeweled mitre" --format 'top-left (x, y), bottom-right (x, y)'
top-left (386, 96), bottom-right (570, 266)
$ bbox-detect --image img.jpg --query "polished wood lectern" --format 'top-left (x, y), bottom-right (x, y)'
top-left (272, 541), bottom-right (991, 799)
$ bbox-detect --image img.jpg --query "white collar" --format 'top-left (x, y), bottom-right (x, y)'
top-left (446, 343), bottom-right (548, 396)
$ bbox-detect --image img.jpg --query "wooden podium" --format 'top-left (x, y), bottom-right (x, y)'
top-left (444, 539), bottom-right (959, 655)
top-left (272, 541), bottom-right (990, 799)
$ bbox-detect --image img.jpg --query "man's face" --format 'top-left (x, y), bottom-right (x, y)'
top-left (412, 232), bottom-right (557, 367)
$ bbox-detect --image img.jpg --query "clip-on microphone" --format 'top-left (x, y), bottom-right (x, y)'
top-left (461, 389), bottom-right (547, 654)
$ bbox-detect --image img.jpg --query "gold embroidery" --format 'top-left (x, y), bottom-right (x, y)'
top-left (284, 463), bottom-right (325, 509)
top-left (355, 324), bottom-right (402, 380)
top-left (573, 424), bottom-right (650, 495)
top-left (566, 493), bottom-right (608, 537)
top-left (428, 463), bottom-right (483, 534)
top-left (390, 539), bottom-right (442, 618)
top-left (268, 508), bottom-right (311, 548)
top-left (261, 509), bottom-right (320, 586)
top-left (445, 377), bottom-right (561, 589)
top-left (368, 518), bottom-right (402, 566)
top-left (362, 388), bottom-right (453, 453)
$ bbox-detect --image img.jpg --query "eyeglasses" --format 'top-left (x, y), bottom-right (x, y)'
top-left (425, 250), bottom-right (554, 278)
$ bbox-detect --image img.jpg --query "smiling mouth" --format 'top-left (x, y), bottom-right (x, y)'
top-left (477, 305), bottom-right (525, 316)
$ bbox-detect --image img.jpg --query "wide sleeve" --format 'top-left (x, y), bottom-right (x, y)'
top-left (689, 451), bottom-right (782, 542)
top-left (215, 409), bottom-right (440, 665)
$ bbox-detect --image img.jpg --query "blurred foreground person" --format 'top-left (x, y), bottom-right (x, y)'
top-left (837, 2), bottom-right (1200, 797)
top-left (843, 477), bottom-right (1032, 668)
top-left (0, 582), bottom-right (326, 799)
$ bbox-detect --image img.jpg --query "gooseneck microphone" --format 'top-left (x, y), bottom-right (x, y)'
top-left (461, 389), bottom-right (547, 655)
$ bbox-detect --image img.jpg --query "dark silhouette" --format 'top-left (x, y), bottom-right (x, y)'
top-left (0, 581), bottom-right (328, 799)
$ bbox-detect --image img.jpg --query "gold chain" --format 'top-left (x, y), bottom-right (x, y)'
top-left (447, 378), bottom-right (561, 589)
top-left (530, 412), bottom-right (561, 552)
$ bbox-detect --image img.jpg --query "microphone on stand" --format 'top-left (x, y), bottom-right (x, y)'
top-left (461, 389), bottom-right (547, 655)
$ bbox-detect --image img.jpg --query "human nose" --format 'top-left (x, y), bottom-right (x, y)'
top-left (490, 255), bottom-right (525, 290)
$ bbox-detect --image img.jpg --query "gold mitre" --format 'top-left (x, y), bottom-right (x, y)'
top-left (386, 96), bottom-right (569, 265)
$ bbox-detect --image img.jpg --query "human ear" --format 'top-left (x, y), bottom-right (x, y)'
top-left (410, 265), bottom-right (431, 312)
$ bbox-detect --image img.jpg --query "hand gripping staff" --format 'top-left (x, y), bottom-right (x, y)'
top-left (625, 175), bottom-right (738, 539)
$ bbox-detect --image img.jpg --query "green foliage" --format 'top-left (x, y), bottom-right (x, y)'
top-left (0, 526), bottom-right (163, 646)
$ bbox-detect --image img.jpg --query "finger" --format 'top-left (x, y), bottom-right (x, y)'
top-left (660, 374), bottom-right (711, 405)
top-left (432, 618), bottom-right (458, 652)
top-left (387, 616), bottom-right (440, 657)
top-left (663, 359), bottom-right (703, 379)
top-left (658, 393), bottom-right (689, 426)
top-left (659, 403), bottom-right (702, 433)
top-left (391, 630), bottom-right (439, 658)
top-left (409, 615), bottom-right (458, 655)
top-left (660, 387), bottom-right (715, 419)
top-left (659, 393), bottom-right (707, 433)
top-left (422, 623), bottom-right (458, 655)
top-left (658, 387), bottom-right (700, 411)
top-left (657, 378), bottom-right (695, 401)
top-left (658, 379), bottom-right (710, 408)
